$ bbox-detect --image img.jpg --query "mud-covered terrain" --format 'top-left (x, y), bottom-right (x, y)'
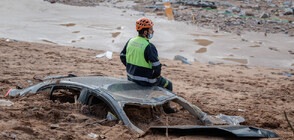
top-left (0, 39), bottom-right (293, 139)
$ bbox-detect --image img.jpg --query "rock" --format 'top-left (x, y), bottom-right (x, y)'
top-left (283, 1), bottom-right (292, 6)
top-left (268, 4), bottom-right (276, 8)
top-left (225, 9), bottom-right (232, 13)
top-left (266, 0), bottom-right (272, 3)
top-left (254, 5), bottom-right (260, 10)
top-left (174, 55), bottom-right (187, 61)
top-left (0, 100), bottom-right (14, 106)
top-left (179, 5), bottom-right (188, 10)
top-left (284, 8), bottom-right (293, 15)
top-left (245, 11), bottom-right (254, 17)
top-left (260, 12), bottom-right (270, 18)
top-left (273, 26), bottom-right (281, 29)
top-left (232, 7), bottom-right (241, 13)
top-left (50, 124), bottom-right (59, 129)
top-left (209, 61), bottom-right (216, 65)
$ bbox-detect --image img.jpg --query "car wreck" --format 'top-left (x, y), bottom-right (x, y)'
top-left (6, 75), bottom-right (278, 138)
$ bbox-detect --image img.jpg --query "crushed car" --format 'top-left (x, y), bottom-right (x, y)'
top-left (5, 75), bottom-right (278, 138)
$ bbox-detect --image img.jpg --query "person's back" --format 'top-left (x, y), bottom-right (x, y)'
top-left (120, 17), bottom-right (173, 91)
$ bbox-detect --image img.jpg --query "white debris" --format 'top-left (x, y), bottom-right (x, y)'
top-left (88, 133), bottom-right (98, 138)
top-left (95, 51), bottom-right (113, 59)
top-left (0, 100), bottom-right (14, 106)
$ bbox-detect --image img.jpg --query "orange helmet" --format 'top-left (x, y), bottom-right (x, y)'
top-left (136, 18), bottom-right (154, 31)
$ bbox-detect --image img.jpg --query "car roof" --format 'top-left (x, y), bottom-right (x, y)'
top-left (60, 76), bottom-right (177, 105)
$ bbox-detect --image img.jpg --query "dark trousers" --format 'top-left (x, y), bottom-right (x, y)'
top-left (156, 76), bottom-right (173, 91)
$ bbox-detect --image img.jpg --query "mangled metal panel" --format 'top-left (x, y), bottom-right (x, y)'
top-left (148, 125), bottom-right (278, 138)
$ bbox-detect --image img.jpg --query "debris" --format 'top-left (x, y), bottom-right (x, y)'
top-left (284, 111), bottom-right (294, 135)
top-left (164, 2), bottom-right (175, 20)
top-left (280, 72), bottom-right (292, 77)
top-left (284, 8), bottom-right (293, 15)
top-left (238, 109), bottom-right (245, 112)
top-left (173, 55), bottom-right (192, 65)
top-left (260, 12), bottom-right (270, 18)
top-left (5, 39), bottom-right (10, 42)
top-left (50, 124), bottom-right (59, 129)
top-left (1, 132), bottom-right (17, 139)
top-left (0, 100), bottom-right (14, 106)
top-left (88, 133), bottom-right (98, 138)
top-left (208, 61), bottom-right (216, 65)
top-left (216, 113), bottom-right (245, 125)
top-left (95, 51), bottom-right (113, 59)
top-left (181, 59), bottom-right (192, 65)
top-left (106, 112), bottom-right (117, 121)
top-left (13, 40), bottom-right (18, 42)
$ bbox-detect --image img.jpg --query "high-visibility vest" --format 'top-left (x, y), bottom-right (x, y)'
top-left (126, 36), bottom-right (152, 69)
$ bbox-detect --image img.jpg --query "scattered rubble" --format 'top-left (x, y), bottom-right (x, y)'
top-left (45, 0), bottom-right (294, 36)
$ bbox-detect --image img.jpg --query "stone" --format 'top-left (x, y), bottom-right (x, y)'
top-left (179, 5), bottom-right (188, 10)
top-left (50, 124), bottom-right (59, 129)
top-left (283, 1), bottom-right (292, 6)
top-left (245, 11), bottom-right (254, 17)
top-left (268, 4), bottom-right (276, 8)
top-left (232, 7), bottom-right (241, 13)
top-left (284, 8), bottom-right (293, 15)
top-left (260, 12), bottom-right (270, 18)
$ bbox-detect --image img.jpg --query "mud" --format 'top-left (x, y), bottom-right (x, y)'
top-left (195, 48), bottom-right (207, 53)
top-left (111, 32), bottom-right (121, 38)
top-left (194, 39), bottom-right (213, 46)
top-left (222, 58), bottom-right (248, 64)
top-left (0, 39), bottom-right (293, 139)
top-left (124, 103), bottom-right (199, 131)
top-left (60, 23), bottom-right (76, 27)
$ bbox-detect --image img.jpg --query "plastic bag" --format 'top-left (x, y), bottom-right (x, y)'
top-left (216, 113), bottom-right (245, 125)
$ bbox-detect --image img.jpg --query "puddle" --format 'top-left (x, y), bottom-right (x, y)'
top-left (229, 54), bottom-right (234, 56)
top-left (250, 45), bottom-right (260, 48)
top-left (292, 63), bottom-right (294, 66)
top-left (72, 31), bottom-right (80, 33)
top-left (112, 40), bottom-right (114, 43)
top-left (194, 39), bottom-right (213, 46)
top-left (111, 32), bottom-right (121, 38)
top-left (60, 23), bottom-right (76, 27)
top-left (233, 48), bottom-right (239, 50)
top-left (80, 37), bottom-right (85, 40)
top-left (117, 26), bottom-right (123, 30)
top-left (71, 40), bottom-right (76, 43)
top-left (195, 48), bottom-right (207, 53)
top-left (222, 58), bottom-right (248, 64)
top-left (42, 39), bottom-right (57, 44)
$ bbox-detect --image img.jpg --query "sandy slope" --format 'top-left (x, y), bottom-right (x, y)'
top-left (0, 38), bottom-right (293, 139)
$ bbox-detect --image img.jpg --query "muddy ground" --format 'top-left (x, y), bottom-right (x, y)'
top-left (0, 39), bottom-right (293, 139)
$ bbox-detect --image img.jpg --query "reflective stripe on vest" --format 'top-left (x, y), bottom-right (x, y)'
top-left (126, 36), bottom-right (152, 69)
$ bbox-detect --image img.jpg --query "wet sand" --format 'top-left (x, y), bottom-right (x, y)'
top-left (0, 39), bottom-right (293, 139)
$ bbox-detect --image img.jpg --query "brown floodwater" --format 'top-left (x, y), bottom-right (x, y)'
top-left (60, 23), bottom-right (76, 27)
top-left (195, 48), bottom-right (207, 53)
top-left (111, 32), bottom-right (121, 38)
top-left (222, 58), bottom-right (248, 64)
top-left (42, 39), bottom-right (57, 44)
top-left (194, 39), bottom-right (213, 46)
